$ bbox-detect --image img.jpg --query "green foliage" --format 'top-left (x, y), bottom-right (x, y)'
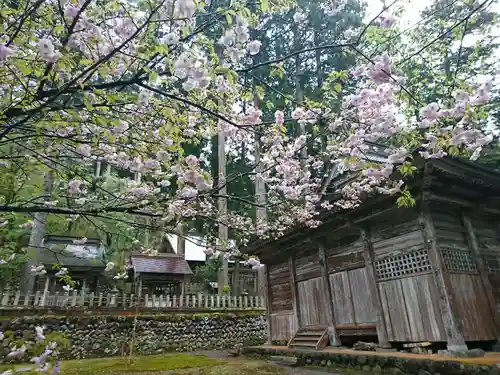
top-left (0, 213), bottom-right (30, 286)
top-left (398, 162), bottom-right (417, 177)
top-left (396, 188), bottom-right (416, 208)
top-left (51, 264), bottom-right (76, 289)
top-left (192, 257), bottom-right (221, 287)
top-left (32, 331), bottom-right (70, 357)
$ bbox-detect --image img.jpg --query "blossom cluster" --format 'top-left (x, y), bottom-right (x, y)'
top-left (2, 326), bottom-right (60, 375)
top-left (0, 0), bottom-right (495, 283)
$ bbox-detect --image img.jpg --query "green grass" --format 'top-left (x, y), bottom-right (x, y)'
top-left (0, 354), bottom-right (224, 375)
top-left (165, 359), bottom-right (287, 375)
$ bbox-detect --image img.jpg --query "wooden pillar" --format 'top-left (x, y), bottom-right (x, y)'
top-left (233, 261), bottom-right (240, 295)
top-left (419, 208), bottom-right (468, 351)
top-left (288, 255), bottom-right (301, 330)
top-left (177, 229), bottom-right (186, 296)
top-left (317, 242), bottom-right (340, 346)
top-left (40, 276), bottom-right (50, 306)
top-left (217, 105), bottom-right (229, 295)
top-left (257, 266), bottom-right (265, 295)
top-left (462, 212), bottom-right (500, 337)
top-left (264, 264), bottom-right (273, 345)
top-left (22, 170), bottom-right (53, 295)
top-left (180, 277), bottom-right (185, 296)
top-left (137, 277), bottom-right (143, 297)
top-left (360, 227), bottom-right (390, 347)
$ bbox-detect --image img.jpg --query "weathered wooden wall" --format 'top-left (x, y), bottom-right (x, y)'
top-left (295, 247), bottom-right (321, 282)
top-left (371, 209), bottom-right (446, 342)
top-left (329, 268), bottom-right (376, 325)
top-left (267, 259), bottom-right (296, 341)
top-left (471, 213), bottom-right (500, 312)
top-left (295, 246), bottom-right (329, 327)
top-left (431, 205), bottom-right (497, 341)
top-left (378, 273), bottom-right (446, 341)
top-left (264, 201), bottom-right (500, 345)
top-left (268, 260), bottom-right (292, 314)
top-left (298, 276), bottom-right (329, 326)
top-left (270, 311), bottom-right (297, 342)
top-left (447, 273), bottom-right (496, 340)
top-left (325, 234), bottom-right (377, 326)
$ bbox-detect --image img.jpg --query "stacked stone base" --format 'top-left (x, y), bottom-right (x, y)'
top-left (0, 312), bottom-right (267, 361)
top-left (243, 346), bottom-right (500, 375)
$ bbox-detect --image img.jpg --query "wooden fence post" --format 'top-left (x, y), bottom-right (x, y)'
top-left (0, 290), bottom-right (267, 312)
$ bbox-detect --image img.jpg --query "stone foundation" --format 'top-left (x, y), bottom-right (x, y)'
top-left (0, 312), bottom-right (267, 361)
top-left (243, 346), bottom-right (500, 375)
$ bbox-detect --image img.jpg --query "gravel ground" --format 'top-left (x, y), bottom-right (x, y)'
top-left (185, 351), bottom-right (344, 375)
top-left (283, 367), bottom-right (342, 375)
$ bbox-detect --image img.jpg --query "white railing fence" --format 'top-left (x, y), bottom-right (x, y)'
top-left (0, 289), bottom-right (266, 310)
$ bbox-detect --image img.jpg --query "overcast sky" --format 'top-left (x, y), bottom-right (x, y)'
top-left (365, 0), bottom-right (500, 56)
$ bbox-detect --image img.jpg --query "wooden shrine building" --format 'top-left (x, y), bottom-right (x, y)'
top-left (246, 156), bottom-right (500, 351)
top-left (32, 235), bottom-right (107, 293)
top-left (127, 252), bottom-right (193, 297)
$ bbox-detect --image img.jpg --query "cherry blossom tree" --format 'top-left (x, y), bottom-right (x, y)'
top-left (0, 0), bottom-right (496, 275)
top-left (0, 0), bottom-right (496, 370)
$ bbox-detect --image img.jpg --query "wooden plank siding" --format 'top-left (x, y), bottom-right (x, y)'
top-left (270, 312), bottom-right (297, 342)
top-left (295, 247), bottom-right (322, 282)
top-left (432, 208), bottom-right (471, 253)
top-left (330, 271), bottom-right (354, 325)
top-left (370, 211), bottom-right (424, 259)
top-left (297, 276), bottom-right (329, 326)
top-left (329, 268), bottom-right (377, 326)
top-left (326, 237), bottom-right (365, 272)
top-left (350, 267), bottom-right (377, 324)
top-left (447, 273), bottom-right (497, 341)
top-left (470, 214), bottom-right (500, 312)
top-left (462, 213), bottom-right (500, 337)
top-left (422, 205), bottom-right (468, 350)
top-left (378, 274), bottom-right (446, 342)
top-left (268, 261), bottom-right (292, 313)
top-left (431, 205), bottom-right (496, 341)
top-left (369, 209), bottom-right (447, 343)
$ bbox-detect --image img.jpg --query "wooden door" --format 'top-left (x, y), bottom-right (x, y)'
top-left (297, 276), bottom-right (329, 327)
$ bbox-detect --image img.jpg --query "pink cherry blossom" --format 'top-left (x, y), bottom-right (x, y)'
top-left (0, 44), bottom-right (14, 60)
top-left (274, 110), bottom-right (285, 124)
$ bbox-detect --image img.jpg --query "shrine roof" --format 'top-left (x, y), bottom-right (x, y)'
top-left (30, 236), bottom-right (106, 269)
top-left (129, 253), bottom-right (193, 275)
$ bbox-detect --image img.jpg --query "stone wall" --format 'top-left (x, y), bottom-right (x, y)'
top-left (0, 312), bottom-right (267, 361)
top-left (243, 347), bottom-right (500, 375)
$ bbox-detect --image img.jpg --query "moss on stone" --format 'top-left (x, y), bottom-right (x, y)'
top-left (0, 314), bottom-right (267, 360)
top-left (0, 311), bottom-right (264, 321)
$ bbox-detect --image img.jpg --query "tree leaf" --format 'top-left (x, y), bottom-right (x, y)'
top-left (261, 0), bottom-right (269, 12)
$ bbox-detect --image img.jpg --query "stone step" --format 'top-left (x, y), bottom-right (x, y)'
top-left (290, 342), bottom-right (316, 350)
top-left (270, 355), bottom-right (298, 366)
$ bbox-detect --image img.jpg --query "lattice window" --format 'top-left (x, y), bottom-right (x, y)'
top-left (483, 253), bottom-right (500, 274)
top-left (440, 248), bottom-right (477, 273)
top-left (375, 249), bottom-right (432, 281)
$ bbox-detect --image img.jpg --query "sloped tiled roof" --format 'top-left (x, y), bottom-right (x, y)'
top-left (32, 236), bottom-right (106, 269)
top-left (129, 253), bottom-right (193, 275)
